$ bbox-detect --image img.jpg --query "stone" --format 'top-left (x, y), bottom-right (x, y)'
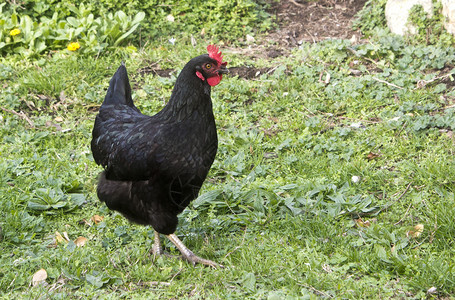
top-left (441, 0), bottom-right (455, 34)
top-left (385, 0), bottom-right (433, 35)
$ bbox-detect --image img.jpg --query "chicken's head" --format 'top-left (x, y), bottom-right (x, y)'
top-left (195, 45), bottom-right (228, 87)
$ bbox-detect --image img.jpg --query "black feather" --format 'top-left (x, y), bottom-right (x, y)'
top-left (103, 63), bottom-right (135, 108)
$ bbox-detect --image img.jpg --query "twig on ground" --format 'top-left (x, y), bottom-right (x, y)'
top-left (169, 268), bottom-right (183, 283)
top-left (298, 283), bottom-right (334, 298)
top-left (305, 29), bottom-right (317, 43)
top-left (1, 106), bottom-right (35, 128)
top-left (394, 201), bottom-right (413, 226)
top-left (188, 284), bottom-right (198, 297)
top-left (394, 182), bottom-right (413, 203)
top-left (372, 77), bottom-right (404, 90)
top-left (289, 0), bottom-right (305, 8)
top-left (415, 72), bottom-right (454, 90)
top-left (382, 182), bottom-right (413, 217)
top-left (147, 281), bottom-right (171, 286)
top-left (266, 65), bottom-right (279, 75)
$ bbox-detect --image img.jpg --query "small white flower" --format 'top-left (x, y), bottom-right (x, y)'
top-left (169, 38), bottom-right (176, 45)
top-left (351, 176), bottom-right (360, 183)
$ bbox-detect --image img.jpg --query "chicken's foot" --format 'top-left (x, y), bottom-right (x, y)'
top-left (151, 230), bottom-right (164, 256)
top-left (166, 233), bottom-right (223, 269)
top-left (151, 230), bottom-right (179, 259)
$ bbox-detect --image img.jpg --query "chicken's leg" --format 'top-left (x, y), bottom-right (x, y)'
top-left (166, 233), bottom-right (223, 268)
top-left (151, 230), bottom-right (164, 256)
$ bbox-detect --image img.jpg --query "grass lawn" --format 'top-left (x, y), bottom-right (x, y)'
top-left (1, 1), bottom-right (455, 298)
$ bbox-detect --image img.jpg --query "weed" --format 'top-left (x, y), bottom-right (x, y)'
top-left (1, 1), bottom-right (455, 298)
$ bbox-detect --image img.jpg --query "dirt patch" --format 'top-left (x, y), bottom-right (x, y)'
top-left (138, 65), bottom-right (278, 80)
top-left (266, 0), bottom-right (367, 46)
top-left (228, 0), bottom-right (368, 73)
top-left (139, 0), bottom-right (369, 78)
top-left (228, 66), bottom-right (277, 79)
top-left (138, 63), bottom-right (174, 77)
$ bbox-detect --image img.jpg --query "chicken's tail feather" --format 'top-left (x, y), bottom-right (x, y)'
top-left (103, 63), bottom-right (135, 107)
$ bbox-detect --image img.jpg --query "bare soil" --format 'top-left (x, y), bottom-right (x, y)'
top-left (143, 0), bottom-right (368, 79)
top-left (266, 0), bottom-right (367, 46)
top-left (229, 0), bottom-right (368, 78)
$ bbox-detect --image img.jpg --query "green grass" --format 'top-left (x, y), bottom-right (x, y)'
top-left (1, 8), bottom-right (455, 299)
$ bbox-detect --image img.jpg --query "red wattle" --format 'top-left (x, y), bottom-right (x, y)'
top-left (207, 74), bottom-right (221, 86)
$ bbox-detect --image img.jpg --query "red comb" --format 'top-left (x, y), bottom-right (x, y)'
top-left (207, 45), bottom-right (223, 64)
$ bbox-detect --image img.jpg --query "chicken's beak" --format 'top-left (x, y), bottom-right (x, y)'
top-left (217, 63), bottom-right (229, 75)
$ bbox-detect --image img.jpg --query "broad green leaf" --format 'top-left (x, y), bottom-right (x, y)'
top-left (192, 190), bottom-right (222, 208)
top-left (114, 23), bottom-right (139, 46)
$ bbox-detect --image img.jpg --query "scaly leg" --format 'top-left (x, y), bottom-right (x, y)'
top-left (151, 230), bottom-right (163, 256)
top-left (166, 233), bottom-right (223, 268)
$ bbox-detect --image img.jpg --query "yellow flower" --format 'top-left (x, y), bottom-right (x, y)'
top-left (10, 29), bottom-right (21, 36)
top-left (67, 42), bottom-right (80, 51)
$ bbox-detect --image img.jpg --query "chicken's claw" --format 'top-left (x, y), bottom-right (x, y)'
top-left (166, 233), bottom-right (224, 269)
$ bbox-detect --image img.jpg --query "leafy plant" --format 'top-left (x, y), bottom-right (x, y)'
top-left (27, 188), bottom-right (85, 212)
top-left (353, 0), bottom-right (388, 36)
top-left (3, 0), bottom-right (272, 50)
top-left (354, 0), bottom-right (455, 47)
top-left (0, 3), bottom-right (144, 57)
top-left (85, 0), bottom-right (273, 42)
top-left (407, 1), bottom-right (455, 46)
top-left (2, 1), bottom-right (455, 298)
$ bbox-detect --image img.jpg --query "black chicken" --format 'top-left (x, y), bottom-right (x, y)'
top-left (91, 45), bottom-right (228, 268)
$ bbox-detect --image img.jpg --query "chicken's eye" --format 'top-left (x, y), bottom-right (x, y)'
top-left (205, 63), bottom-right (212, 69)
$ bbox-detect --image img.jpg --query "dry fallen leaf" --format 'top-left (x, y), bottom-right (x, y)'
top-left (32, 268), bottom-right (47, 287)
top-left (355, 218), bottom-right (371, 228)
top-left (325, 72), bottom-right (331, 84)
top-left (74, 236), bottom-right (88, 247)
top-left (407, 224), bottom-right (424, 238)
top-left (54, 116), bottom-right (63, 122)
top-left (78, 219), bottom-right (91, 226)
top-left (62, 231), bottom-right (70, 242)
top-left (55, 231), bottom-right (67, 244)
top-left (367, 152), bottom-right (380, 160)
top-left (91, 215), bottom-right (104, 224)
